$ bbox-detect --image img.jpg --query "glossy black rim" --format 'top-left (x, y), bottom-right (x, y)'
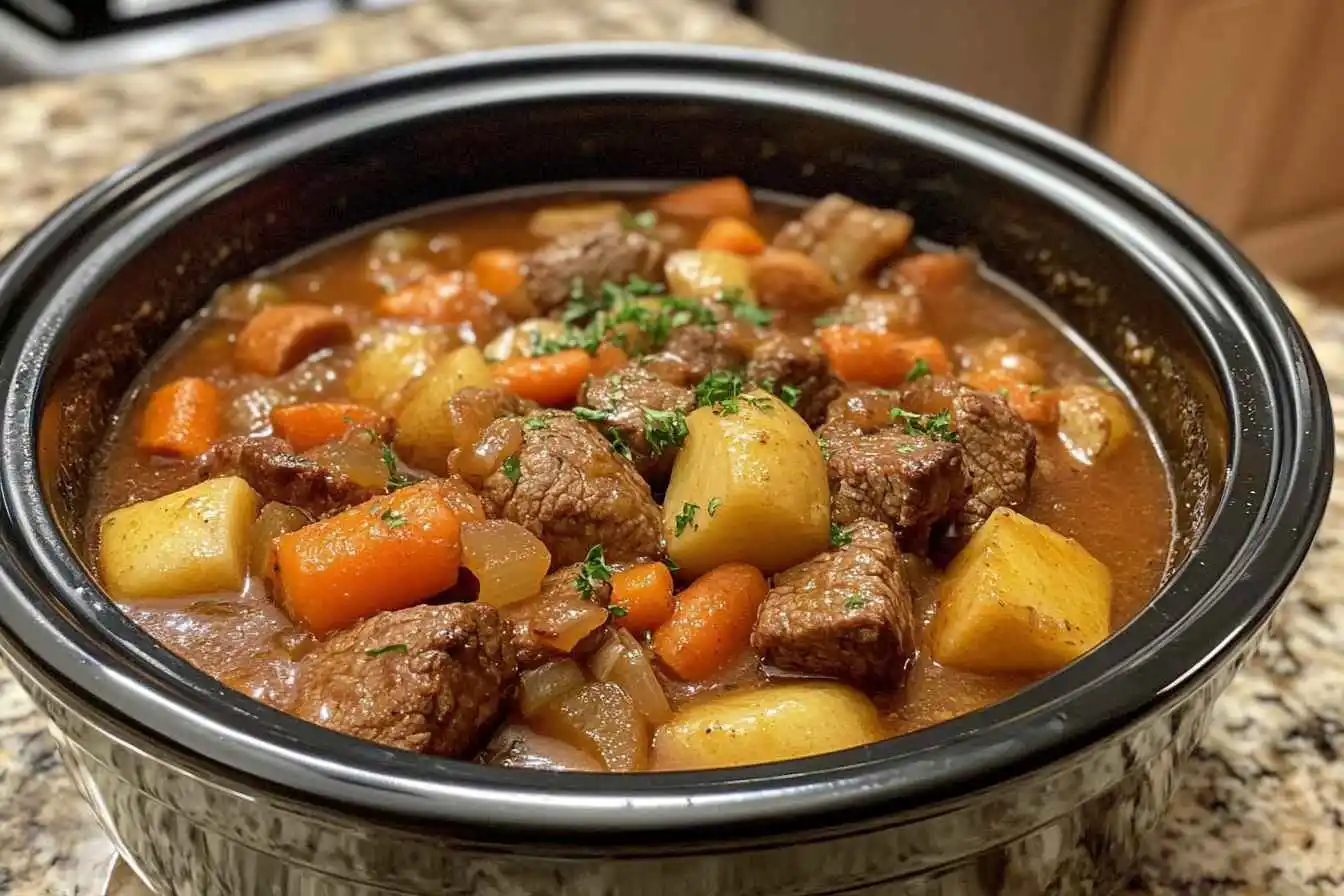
top-left (0, 44), bottom-right (1331, 845)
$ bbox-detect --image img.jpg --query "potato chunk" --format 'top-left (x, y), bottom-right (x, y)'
top-left (662, 390), bottom-right (829, 578)
top-left (345, 325), bottom-right (451, 411)
top-left (652, 682), bottom-right (884, 770)
top-left (99, 477), bottom-right (261, 601)
top-left (396, 345), bottom-right (495, 471)
top-left (664, 249), bottom-right (754, 301)
top-left (932, 507), bottom-right (1112, 673)
top-left (1056, 384), bottom-right (1134, 465)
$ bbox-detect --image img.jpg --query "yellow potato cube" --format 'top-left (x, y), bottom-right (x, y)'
top-left (932, 507), bottom-right (1113, 673)
top-left (99, 477), bottom-right (261, 601)
top-left (395, 345), bottom-right (495, 472)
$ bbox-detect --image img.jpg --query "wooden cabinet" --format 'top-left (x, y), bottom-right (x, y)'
top-left (1096, 0), bottom-right (1344, 285)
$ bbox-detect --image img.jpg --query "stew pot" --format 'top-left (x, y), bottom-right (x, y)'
top-left (0, 45), bottom-right (1330, 895)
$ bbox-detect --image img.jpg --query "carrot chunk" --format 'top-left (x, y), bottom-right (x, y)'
top-left (137, 377), bottom-right (222, 458)
top-left (696, 217), bottom-right (767, 255)
top-left (963, 370), bottom-right (1059, 425)
top-left (610, 562), bottom-right (676, 633)
top-left (234, 304), bottom-right (352, 376)
top-left (652, 177), bottom-right (754, 219)
top-left (468, 249), bottom-right (525, 298)
top-left (492, 348), bottom-right (592, 407)
top-left (893, 252), bottom-right (974, 295)
top-left (653, 563), bottom-right (768, 680)
top-left (590, 343), bottom-right (630, 377)
top-left (817, 326), bottom-right (952, 386)
top-left (271, 402), bottom-right (393, 452)
top-left (377, 270), bottom-right (493, 332)
top-left (273, 480), bottom-right (464, 634)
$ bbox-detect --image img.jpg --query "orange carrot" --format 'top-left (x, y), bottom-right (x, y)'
top-left (492, 349), bottom-right (592, 406)
top-left (817, 327), bottom-right (952, 387)
top-left (273, 480), bottom-right (463, 633)
top-left (696, 217), bottom-right (766, 255)
top-left (610, 563), bottom-right (676, 633)
top-left (894, 252), bottom-right (973, 295)
top-left (235, 304), bottom-right (353, 376)
top-left (468, 249), bottom-right (525, 298)
top-left (653, 563), bottom-right (768, 680)
top-left (377, 271), bottom-right (493, 332)
top-left (137, 377), bottom-right (221, 458)
top-left (271, 402), bottom-right (393, 452)
top-left (590, 343), bottom-right (630, 377)
top-left (963, 370), bottom-right (1059, 425)
top-left (651, 177), bottom-right (753, 219)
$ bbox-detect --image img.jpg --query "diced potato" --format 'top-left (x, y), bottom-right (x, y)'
top-left (528, 202), bottom-right (626, 239)
top-left (662, 390), bottom-right (829, 578)
top-left (99, 477), bottom-right (261, 601)
top-left (664, 249), bottom-right (755, 301)
top-left (396, 345), bottom-right (495, 471)
top-left (651, 682), bottom-right (884, 771)
top-left (1056, 384), bottom-right (1134, 464)
top-left (483, 318), bottom-right (568, 362)
top-left (932, 507), bottom-right (1113, 674)
top-left (345, 325), bottom-right (451, 411)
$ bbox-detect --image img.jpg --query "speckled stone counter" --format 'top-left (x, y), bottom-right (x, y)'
top-left (1, 2), bottom-right (1341, 894)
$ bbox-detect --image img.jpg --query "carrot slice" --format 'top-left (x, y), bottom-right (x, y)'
top-left (235, 304), bottom-right (352, 376)
top-left (652, 177), bottom-right (753, 219)
top-left (271, 402), bottom-right (393, 452)
top-left (492, 348), bottom-right (593, 406)
top-left (893, 252), bottom-right (973, 295)
top-left (653, 563), bottom-right (768, 680)
top-left (963, 370), bottom-right (1059, 425)
top-left (377, 270), bottom-right (493, 332)
top-left (610, 562), bottom-right (676, 633)
top-left (696, 217), bottom-right (766, 255)
top-left (273, 480), bottom-right (464, 634)
top-left (817, 327), bottom-right (952, 386)
top-left (137, 377), bottom-right (221, 458)
top-left (468, 249), bottom-right (525, 298)
top-left (590, 343), bottom-right (630, 377)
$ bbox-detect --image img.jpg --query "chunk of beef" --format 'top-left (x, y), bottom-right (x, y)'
top-left (745, 332), bottom-right (841, 427)
top-left (505, 563), bottom-right (611, 670)
top-left (525, 222), bottom-right (665, 313)
top-left (578, 367), bottom-right (695, 484)
top-left (835, 290), bottom-right (924, 333)
top-left (291, 603), bottom-right (516, 757)
top-left (819, 420), bottom-right (971, 548)
top-left (640, 322), bottom-right (751, 388)
top-left (899, 376), bottom-right (1036, 529)
top-left (752, 520), bottom-right (915, 686)
top-left (476, 413), bottom-right (663, 566)
top-left (773, 194), bottom-right (913, 288)
top-left (199, 436), bottom-right (378, 517)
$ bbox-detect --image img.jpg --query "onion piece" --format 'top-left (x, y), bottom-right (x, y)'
top-left (303, 437), bottom-right (390, 490)
top-left (248, 503), bottom-right (310, 580)
top-left (454, 418), bottom-right (523, 486)
top-left (519, 659), bottom-right (587, 718)
top-left (532, 681), bottom-right (649, 772)
top-left (462, 520), bottom-right (551, 607)
top-left (480, 725), bottom-right (603, 772)
top-left (589, 629), bottom-right (673, 725)
top-left (508, 587), bottom-right (610, 656)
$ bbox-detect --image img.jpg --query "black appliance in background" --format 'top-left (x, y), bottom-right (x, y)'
top-left (0, 0), bottom-right (417, 83)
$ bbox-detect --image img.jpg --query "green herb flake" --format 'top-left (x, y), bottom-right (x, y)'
top-left (890, 407), bottom-right (958, 442)
top-left (642, 407), bottom-right (689, 455)
top-left (382, 444), bottom-right (415, 491)
top-left (674, 502), bottom-right (700, 537)
top-left (779, 384), bottom-right (802, 408)
top-left (381, 509), bottom-right (407, 529)
top-left (663, 556), bottom-right (680, 574)
top-left (523, 416), bottom-right (549, 431)
top-left (366, 644), bottom-right (409, 657)
top-left (573, 406), bottom-right (612, 424)
top-left (502, 454), bottom-right (522, 482)
top-left (608, 605), bottom-right (630, 618)
top-left (620, 209), bottom-right (658, 231)
top-left (720, 289), bottom-right (774, 326)
top-left (830, 522), bottom-right (853, 548)
top-left (843, 593), bottom-right (867, 611)
top-left (575, 544), bottom-right (615, 601)
top-left (818, 436), bottom-right (832, 461)
top-left (905, 357), bottom-right (932, 382)
top-left (707, 497), bottom-right (723, 517)
top-left (606, 428), bottom-right (634, 461)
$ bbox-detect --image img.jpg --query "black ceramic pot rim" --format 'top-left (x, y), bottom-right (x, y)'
top-left (0, 44), bottom-right (1331, 845)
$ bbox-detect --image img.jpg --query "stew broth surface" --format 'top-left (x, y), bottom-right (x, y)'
top-left (85, 185), bottom-right (1173, 769)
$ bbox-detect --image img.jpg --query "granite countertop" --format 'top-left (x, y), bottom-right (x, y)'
top-left (1, 1), bottom-right (1342, 893)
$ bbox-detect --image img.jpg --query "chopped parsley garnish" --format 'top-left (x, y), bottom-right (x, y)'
top-left (707, 497), bottom-right (723, 517)
top-left (575, 544), bottom-right (615, 601)
top-left (890, 407), bottom-right (958, 441)
top-left (501, 454), bottom-right (522, 482)
top-left (366, 644), bottom-right (408, 657)
top-left (620, 209), bottom-right (658, 231)
top-left (608, 605), bottom-right (629, 618)
top-left (663, 556), bottom-right (680, 574)
top-left (720, 288), bottom-right (774, 326)
top-left (779, 384), bottom-right (801, 408)
top-left (573, 406), bottom-right (612, 424)
top-left (382, 444), bottom-right (415, 491)
top-left (606, 428), bottom-right (634, 460)
top-left (817, 436), bottom-right (831, 461)
top-left (674, 502), bottom-right (700, 537)
top-left (905, 357), bottom-right (932, 382)
top-left (843, 594), bottom-right (867, 611)
top-left (694, 369), bottom-right (768, 415)
top-left (624, 274), bottom-right (664, 297)
top-left (642, 407), bottom-right (688, 455)
top-left (830, 522), bottom-right (853, 548)
top-left (897, 443), bottom-right (919, 454)
top-left (523, 416), bottom-right (549, 431)
top-left (381, 509), bottom-right (407, 529)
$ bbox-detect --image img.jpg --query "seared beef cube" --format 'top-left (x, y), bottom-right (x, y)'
top-left (291, 603), bottom-right (516, 757)
top-left (752, 520), bottom-right (915, 686)
top-left (525, 222), bottom-right (665, 313)
top-left (773, 194), bottom-right (913, 288)
top-left (746, 332), bottom-right (841, 427)
top-left (899, 376), bottom-right (1036, 529)
top-left (577, 367), bottom-right (695, 484)
top-left (198, 436), bottom-right (377, 518)
top-left (641, 322), bottom-right (751, 388)
top-left (820, 421), bottom-right (972, 547)
top-left (475, 413), bottom-right (662, 566)
top-left (505, 563), bottom-right (612, 670)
